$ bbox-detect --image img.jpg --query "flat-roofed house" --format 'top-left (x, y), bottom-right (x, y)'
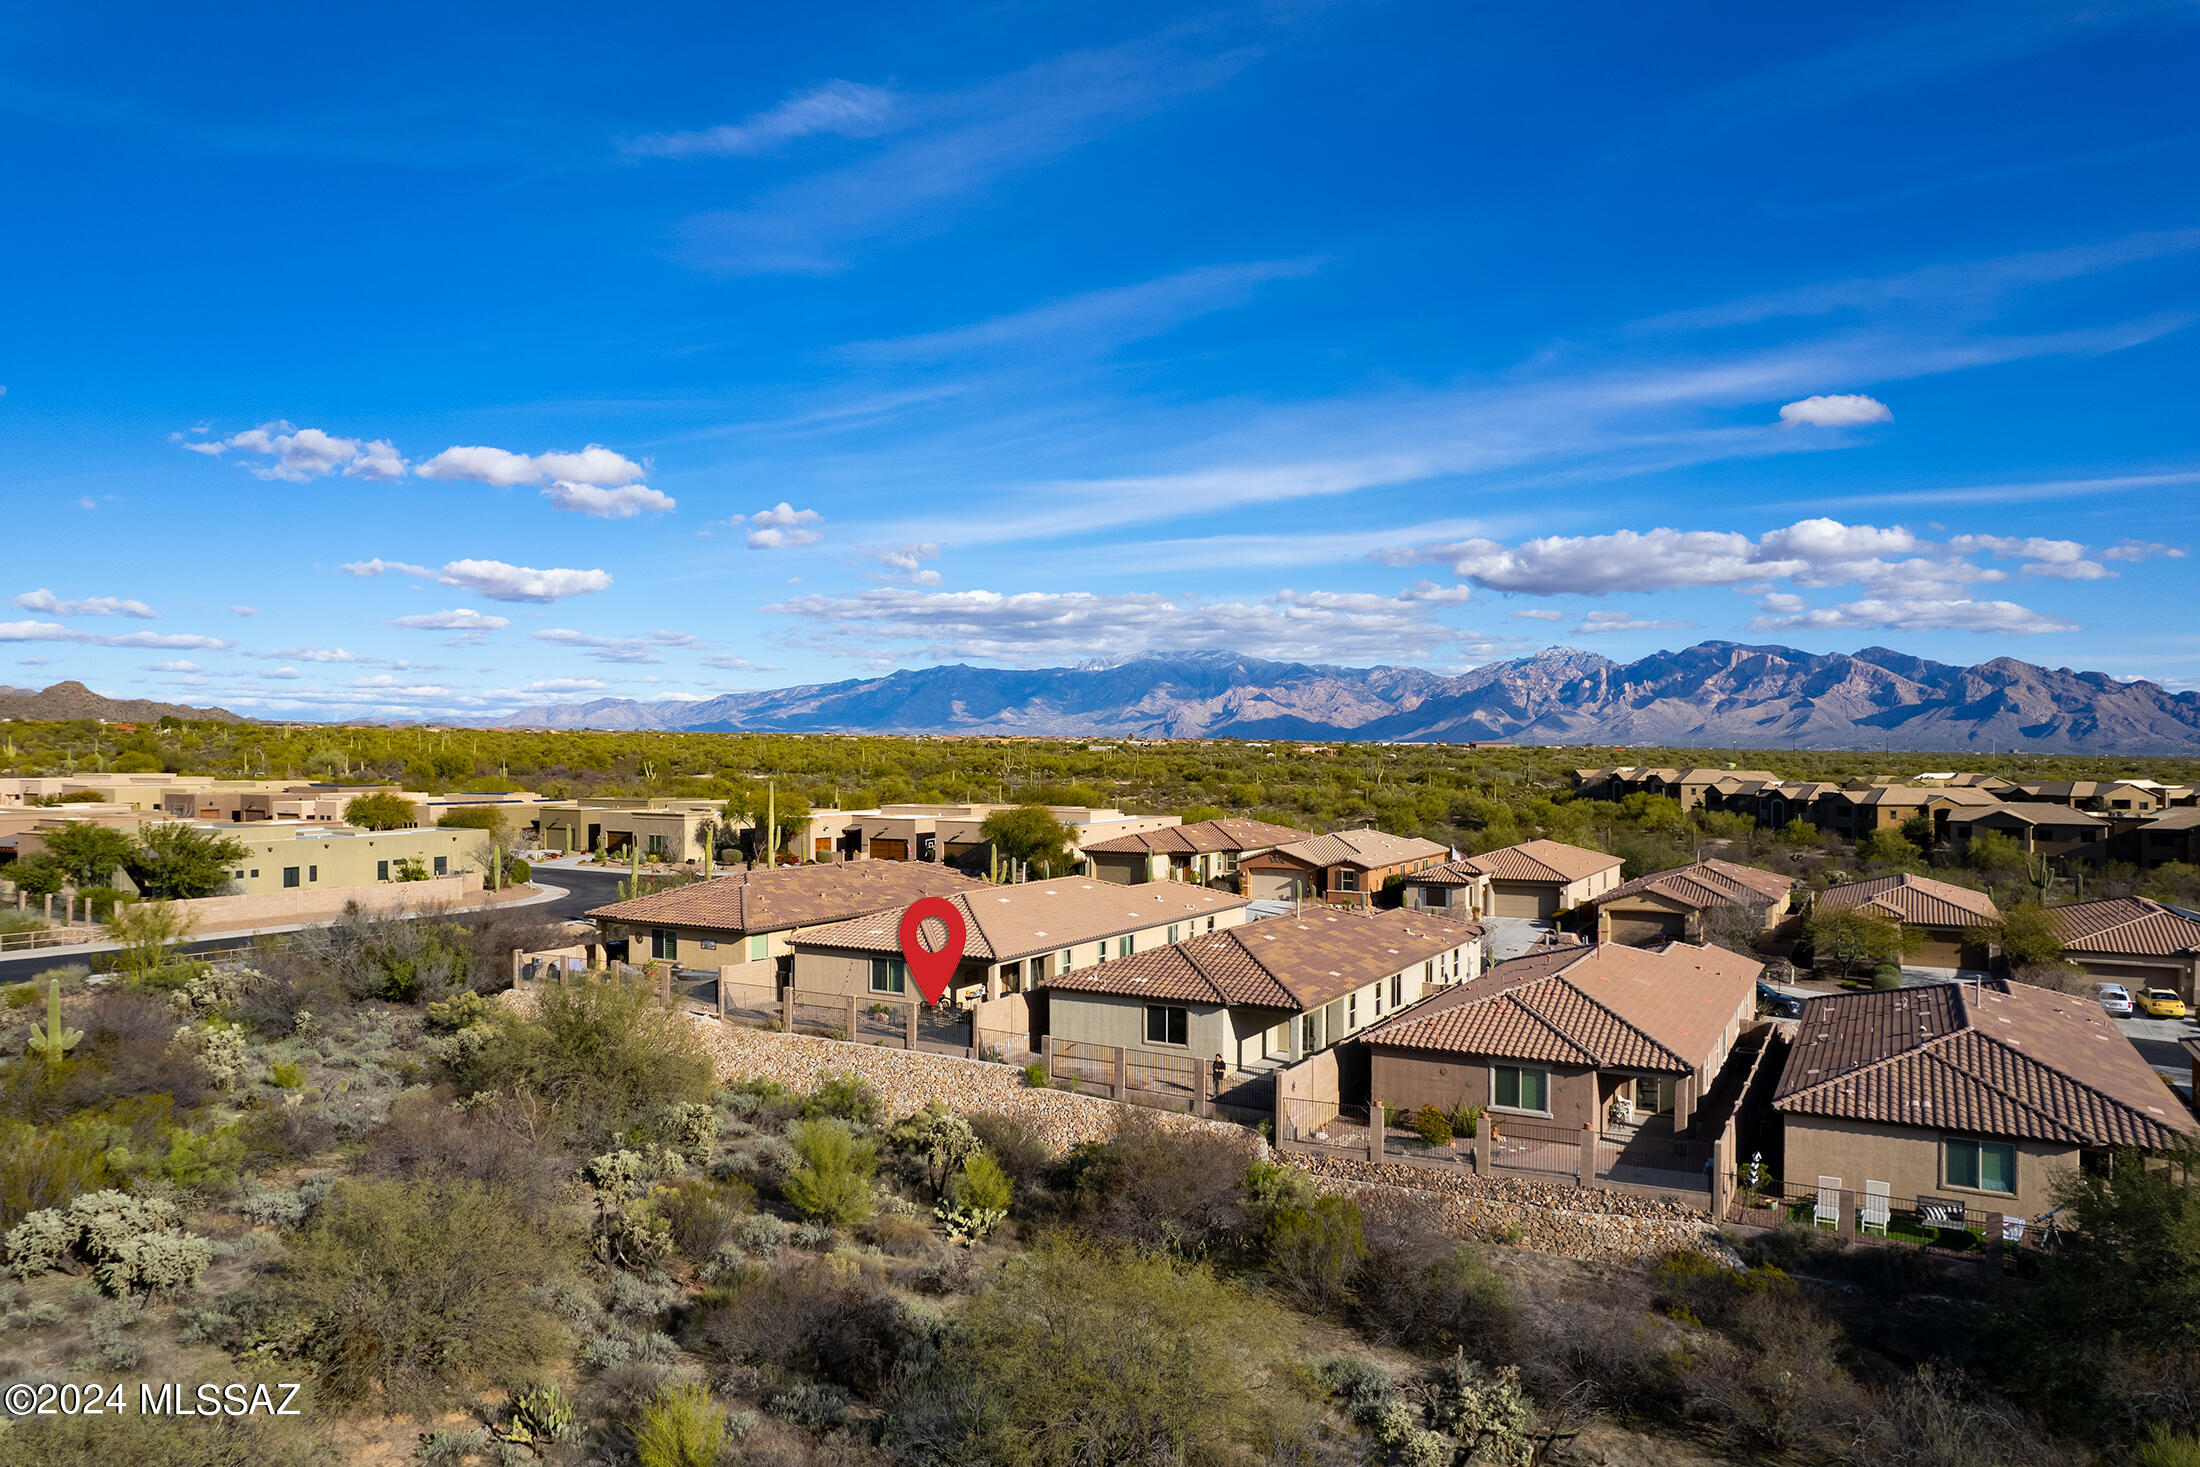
top-left (1455, 839), bottom-right (1623, 919)
top-left (1773, 982), bottom-right (2195, 1221)
top-left (1043, 908), bottom-right (1483, 1072)
top-left (1586, 859), bottom-right (1797, 946)
top-left (1944, 802), bottom-right (2108, 865)
top-left (1358, 941), bottom-right (1760, 1136)
top-left (587, 861), bottom-right (991, 971)
top-left (1080, 817), bottom-right (1309, 889)
top-left (1814, 873), bottom-right (2000, 969)
top-left (2041, 897), bottom-right (2200, 1002)
top-left (790, 880), bottom-right (1253, 1007)
top-left (1239, 829), bottom-right (1449, 907)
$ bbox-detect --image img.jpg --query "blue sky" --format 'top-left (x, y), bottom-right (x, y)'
top-left (4, 0), bottom-right (2198, 719)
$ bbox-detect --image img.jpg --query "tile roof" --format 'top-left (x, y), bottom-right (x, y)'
top-left (1458, 839), bottom-right (1623, 885)
top-left (1358, 941), bottom-right (1761, 1075)
top-left (2140, 809), bottom-right (2200, 831)
top-left (1955, 801), bottom-right (2108, 828)
top-left (1259, 828), bottom-right (1449, 870)
top-left (1817, 872), bottom-right (2001, 928)
top-left (1408, 858), bottom-right (1489, 888)
top-left (1042, 908), bottom-right (1483, 1012)
top-left (1591, 858), bottom-right (1794, 913)
top-left (791, 880), bottom-right (1251, 964)
top-left (1772, 982), bottom-right (2194, 1148)
top-left (2043, 897), bottom-right (2200, 958)
top-left (587, 861), bottom-right (991, 935)
top-left (1079, 816), bottom-right (1309, 856)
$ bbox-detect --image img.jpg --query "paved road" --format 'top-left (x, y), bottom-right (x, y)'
top-left (2114, 1010), bottom-right (2198, 1080)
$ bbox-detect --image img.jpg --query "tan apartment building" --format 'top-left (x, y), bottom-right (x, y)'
top-left (585, 861), bottom-right (990, 970)
top-left (2127, 808), bottom-right (2200, 868)
top-left (1239, 829), bottom-right (1449, 906)
top-left (1080, 816), bottom-right (1308, 888)
top-left (1043, 908), bottom-right (1483, 1073)
top-left (1944, 802), bottom-right (2108, 864)
top-left (1773, 982), bottom-right (2193, 1222)
top-left (790, 880), bottom-right (1253, 1007)
top-left (2041, 897), bottom-right (2200, 1001)
top-left (1585, 858), bottom-right (1796, 946)
top-left (818, 803), bottom-right (1179, 866)
top-left (1813, 873), bottom-right (2000, 969)
top-left (1358, 941), bottom-right (1760, 1135)
top-left (1448, 839), bottom-right (1623, 919)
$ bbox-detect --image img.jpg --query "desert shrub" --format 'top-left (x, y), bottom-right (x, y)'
top-left (887, 1240), bottom-right (1306, 1463)
top-left (355, 1088), bottom-right (565, 1213)
top-left (2137, 1426), bottom-right (2200, 1467)
top-left (5, 1189), bottom-right (212, 1296)
top-left (444, 978), bottom-right (711, 1145)
top-left (864, 1213), bottom-right (934, 1256)
top-left (1022, 1061), bottom-right (1050, 1088)
top-left (0, 1118), bottom-right (113, 1229)
top-left (967, 1111), bottom-right (1049, 1191)
top-left (1353, 1197), bottom-right (1513, 1351)
top-left (1060, 1112), bottom-right (1252, 1259)
top-left (887, 1103), bottom-right (982, 1196)
top-left (1871, 964), bottom-right (1904, 990)
top-left (954, 1152), bottom-right (1014, 1213)
top-left (1265, 1194), bottom-right (1368, 1313)
top-left (237, 1103), bottom-right (340, 1167)
top-left (657, 1176), bottom-right (755, 1259)
top-left (635, 1383), bottom-right (725, 1467)
top-left (423, 989), bottom-right (491, 1032)
top-left (805, 1071), bottom-right (884, 1127)
top-left (239, 1174), bottom-right (332, 1230)
top-left (781, 1119), bottom-right (879, 1227)
top-left (735, 1212), bottom-right (786, 1253)
top-left (267, 1059), bottom-right (305, 1089)
top-left (641, 1099), bottom-right (717, 1164)
top-left (696, 1255), bottom-right (925, 1397)
top-left (0, 1408), bottom-right (317, 1467)
top-left (1411, 1104), bottom-right (1453, 1145)
top-left (1678, 1287), bottom-right (1867, 1455)
top-left (280, 1177), bottom-right (570, 1407)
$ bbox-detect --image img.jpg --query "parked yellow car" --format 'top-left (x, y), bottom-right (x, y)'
top-left (2135, 988), bottom-right (2189, 1018)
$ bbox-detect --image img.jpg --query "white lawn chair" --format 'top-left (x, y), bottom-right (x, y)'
top-left (1814, 1175), bottom-right (1842, 1229)
top-left (1859, 1180), bottom-right (1890, 1235)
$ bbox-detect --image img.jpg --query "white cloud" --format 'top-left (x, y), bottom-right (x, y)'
top-left (0, 620), bottom-right (229, 650)
top-left (343, 558), bottom-right (613, 603)
top-left (1754, 592), bottom-right (1806, 614)
top-left (228, 605), bottom-right (259, 617)
top-left (243, 646), bottom-right (369, 663)
top-left (1572, 611), bottom-right (1694, 634)
top-left (76, 497), bottom-right (96, 511)
top-left (647, 630), bottom-right (700, 647)
top-left (416, 443), bottom-right (646, 488)
top-left (541, 482), bottom-right (677, 518)
top-left (532, 629), bottom-right (663, 664)
top-left (1745, 597), bottom-right (2076, 635)
top-left (17, 657), bottom-right (50, 666)
top-left (745, 501), bottom-right (823, 528)
top-left (702, 653), bottom-right (783, 672)
top-left (149, 660), bottom-right (201, 672)
top-left (510, 678), bottom-right (609, 693)
top-left (12, 588), bottom-right (158, 619)
top-left (390, 609), bottom-right (512, 631)
top-left (1947, 533), bottom-right (2109, 580)
top-left (1398, 581), bottom-right (1474, 605)
top-left (627, 80), bottom-right (899, 158)
top-left (1508, 608), bottom-right (1567, 622)
top-left (2101, 539), bottom-right (2188, 562)
top-left (764, 585), bottom-right (1523, 667)
top-left (179, 421), bottom-right (408, 481)
top-left (1777, 393), bottom-right (1893, 428)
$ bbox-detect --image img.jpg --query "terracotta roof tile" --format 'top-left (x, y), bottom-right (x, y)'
top-left (1455, 839), bottom-right (1622, 885)
top-left (1080, 816), bottom-right (1309, 856)
top-left (2044, 897), bottom-right (2200, 958)
top-left (1817, 872), bottom-right (2001, 928)
top-left (1260, 829), bottom-right (1450, 870)
top-left (587, 861), bottom-right (990, 935)
top-left (793, 880), bottom-right (1251, 965)
top-left (1591, 858), bottom-right (1794, 913)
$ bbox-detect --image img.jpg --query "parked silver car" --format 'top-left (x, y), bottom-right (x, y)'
top-left (2096, 983), bottom-right (2135, 1018)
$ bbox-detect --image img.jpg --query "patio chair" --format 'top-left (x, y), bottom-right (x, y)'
top-left (1859, 1180), bottom-right (1890, 1235)
top-left (1814, 1175), bottom-right (1842, 1229)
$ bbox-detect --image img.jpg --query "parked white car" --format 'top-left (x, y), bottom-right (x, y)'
top-left (2096, 983), bottom-right (2135, 1018)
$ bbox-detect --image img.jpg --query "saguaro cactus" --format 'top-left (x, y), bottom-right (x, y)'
top-left (27, 978), bottom-right (81, 1065)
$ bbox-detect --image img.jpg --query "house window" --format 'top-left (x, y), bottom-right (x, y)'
top-left (1122, 933), bottom-right (1135, 956)
top-left (307, 865), bottom-right (317, 883)
top-left (1493, 1064), bottom-right (1550, 1113)
top-left (376, 860), bottom-right (389, 881)
top-left (433, 856), bottom-right (447, 876)
top-left (647, 834), bottom-right (666, 855)
top-left (1375, 984), bottom-right (1385, 1016)
top-left (870, 958), bottom-right (907, 995)
top-left (1347, 992), bottom-right (1358, 1028)
top-left (651, 929), bottom-right (675, 961)
top-left (1945, 1138), bottom-right (2016, 1195)
top-left (1425, 960), bottom-right (1434, 984)
top-left (1205, 916), bottom-right (1215, 931)
top-left (1337, 868), bottom-right (1359, 892)
top-left (1301, 1014), bottom-right (1319, 1052)
top-left (282, 867), bottom-right (299, 889)
top-left (1061, 948), bottom-right (1073, 972)
top-left (748, 935), bottom-right (767, 962)
top-left (700, 939), bottom-right (716, 950)
top-left (249, 869), bottom-right (258, 879)
top-left (1392, 973), bottom-right (1402, 1006)
top-left (1167, 924), bottom-right (1180, 943)
top-left (1145, 1005), bottom-right (1188, 1046)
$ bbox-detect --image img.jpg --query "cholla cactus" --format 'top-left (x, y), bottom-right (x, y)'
top-left (26, 978), bottom-right (81, 1065)
top-left (174, 1022), bottom-right (250, 1090)
top-left (7, 1191), bottom-right (210, 1296)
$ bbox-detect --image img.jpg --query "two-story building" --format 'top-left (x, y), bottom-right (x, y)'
top-left (1239, 829), bottom-right (1450, 906)
top-left (1584, 858), bottom-right (1796, 946)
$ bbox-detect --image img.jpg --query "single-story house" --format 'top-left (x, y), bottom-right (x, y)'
top-left (1080, 816), bottom-right (1309, 889)
top-left (1043, 908), bottom-right (1484, 1072)
top-left (789, 880), bottom-right (1253, 1007)
top-left (1239, 829), bottom-right (1450, 907)
top-left (1399, 858), bottom-right (1490, 920)
top-left (1453, 839), bottom-right (1623, 919)
top-left (1944, 802), bottom-right (2108, 865)
top-left (1813, 872), bottom-right (2000, 969)
top-left (1357, 941), bottom-right (1761, 1136)
top-left (826, 803), bottom-right (1178, 866)
top-left (586, 861), bottom-right (991, 971)
top-left (1586, 858), bottom-right (1796, 946)
top-left (2040, 897), bottom-right (2200, 1001)
top-left (1773, 981), bottom-right (2194, 1222)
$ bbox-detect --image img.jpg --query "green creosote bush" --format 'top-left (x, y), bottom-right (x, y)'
top-left (1870, 963), bottom-right (1904, 990)
top-left (268, 1059), bottom-right (306, 1089)
top-left (1022, 1060), bottom-right (1050, 1089)
top-left (4, 1190), bottom-right (212, 1297)
top-left (1411, 1104), bottom-right (1454, 1146)
top-left (1265, 1194), bottom-right (1368, 1313)
top-left (937, 1150), bottom-right (1014, 1243)
top-left (634, 1383), bottom-right (725, 1467)
top-left (781, 1119), bottom-right (878, 1227)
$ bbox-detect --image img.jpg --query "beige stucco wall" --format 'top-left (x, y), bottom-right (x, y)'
top-left (218, 826), bottom-right (494, 896)
top-left (1779, 1114), bottom-right (2075, 1221)
top-left (160, 872), bottom-right (485, 929)
top-left (1372, 1048), bottom-right (1601, 1129)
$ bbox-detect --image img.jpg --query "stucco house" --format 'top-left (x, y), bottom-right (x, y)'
top-left (1239, 829), bottom-right (1449, 907)
top-left (1042, 907), bottom-right (1483, 1073)
top-left (1357, 941), bottom-right (1761, 1137)
top-left (2040, 897), bottom-right (2200, 1001)
top-left (1453, 839), bottom-right (1623, 919)
top-left (1813, 872), bottom-right (2000, 969)
top-left (1772, 982), bottom-right (2193, 1222)
top-left (1944, 802), bottom-right (2108, 865)
top-left (788, 879), bottom-right (1252, 1007)
top-left (1585, 858), bottom-right (1796, 946)
top-left (1080, 816), bottom-right (1309, 889)
top-left (1399, 858), bottom-right (1490, 920)
top-left (586, 861), bottom-right (990, 971)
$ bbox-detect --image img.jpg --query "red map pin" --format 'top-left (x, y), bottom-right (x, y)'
top-left (898, 896), bottom-right (967, 1007)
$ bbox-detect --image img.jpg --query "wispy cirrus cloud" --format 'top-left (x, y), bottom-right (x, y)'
top-left (532, 629), bottom-right (663, 664)
top-left (12, 588), bottom-right (157, 619)
top-left (342, 558), bottom-right (613, 603)
top-left (0, 620), bottom-right (228, 650)
top-left (626, 80), bottom-right (899, 159)
top-left (390, 609), bottom-right (512, 632)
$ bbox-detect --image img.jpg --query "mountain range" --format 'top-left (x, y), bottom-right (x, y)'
top-left (492, 643), bottom-right (2200, 754)
top-left (0, 681), bottom-right (243, 725)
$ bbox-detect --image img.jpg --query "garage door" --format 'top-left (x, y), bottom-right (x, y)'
top-left (1490, 883), bottom-right (1553, 919)
top-left (1911, 936), bottom-right (1963, 968)
top-left (1607, 915), bottom-right (1683, 946)
top-left (870, 838), bottom-right (908, 861)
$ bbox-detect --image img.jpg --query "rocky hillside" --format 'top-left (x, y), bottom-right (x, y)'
top-left (0, 680), bottom-right (244, 724)
top-left (492, 643), bottom-right (2200, 753)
